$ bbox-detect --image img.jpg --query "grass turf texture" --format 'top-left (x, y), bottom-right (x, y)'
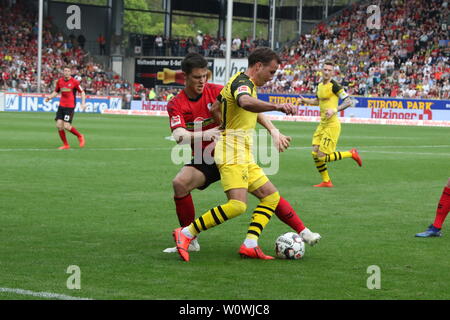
top-left (0, 111), bottom-right (449, 300)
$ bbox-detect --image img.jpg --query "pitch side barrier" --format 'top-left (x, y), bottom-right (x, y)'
top-left (0, 92), bottom-right (122, 113)
top-left (101, 94), bottom-right (450, 127)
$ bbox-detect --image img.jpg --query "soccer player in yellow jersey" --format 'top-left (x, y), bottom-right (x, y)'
top-left (173, 47), bottom-right (321, 261)
top-left (300, 61), bottom-right (362, 188)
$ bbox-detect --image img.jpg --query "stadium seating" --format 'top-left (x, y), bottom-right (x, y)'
top-left (0, 0), bottom-right (131, 96)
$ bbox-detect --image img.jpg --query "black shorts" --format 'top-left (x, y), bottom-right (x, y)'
top-left (185, 159), bottom-right (220, 190)
top-left (55, 107), bottom-right (75, 123)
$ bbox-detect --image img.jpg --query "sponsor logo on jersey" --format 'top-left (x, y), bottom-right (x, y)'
top-left (171, 115), bottom-right (181, 127)
top-left (237, 86), bottom-right (250, 94)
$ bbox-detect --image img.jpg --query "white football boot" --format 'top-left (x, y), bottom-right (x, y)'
top-left (163, 237), bottom-right (200, 253)
top-left (299, 228), bottom-right (321, 246)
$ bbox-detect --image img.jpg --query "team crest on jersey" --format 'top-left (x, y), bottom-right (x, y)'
top-left (237, 86), bottom-right (250, 94)
top-left (171, 115), bottom-right (181, 127)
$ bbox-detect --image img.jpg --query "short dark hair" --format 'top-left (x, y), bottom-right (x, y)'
top-left (248, 47), bottom-right (281, 67)
top-left (181, 53), bottom-right (208, 75)
top-left (324, 60), bottom-right (335, 67)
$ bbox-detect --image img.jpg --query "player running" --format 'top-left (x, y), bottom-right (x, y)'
top-left (416, 178), bottom-right (450, 237)
top-left (300, 61), bottom-right (362, 187)
top-left (164, 53), bottom-right (309, 254)
top-left (45, 66), bottom-right (86, 150)
top-left (172, 48), bottom-right (321, 261)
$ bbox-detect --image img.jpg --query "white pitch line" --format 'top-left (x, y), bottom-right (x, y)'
top-left (0, 287), bottom-right (93, 300)
top-left (0, 145), bottom-right (449, 153)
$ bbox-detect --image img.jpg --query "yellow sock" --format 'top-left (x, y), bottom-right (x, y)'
top-left (246, 192), bottom-right (280, 240)
top-left (188, 199), bottom-right (247, 236)
top-left (312, 151), bottom-right (330, 182)
top-left (318, 151), bottom-right (352, 162)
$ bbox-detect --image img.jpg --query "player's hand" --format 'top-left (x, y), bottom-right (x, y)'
top-left (80, 103), bottom-right (87, 111)
top-left (299, 95), bottom-right (306, 104)
top-left (271, 130), bottom-right (291, 152)
top-left (325, 109), bottom-right (336, 119)
top-left (278, 103), bottom-right (297, 116)
top-left (202, 127), bottom-right (221, 141)
top-left (44, 98), bottom-right (50, 103)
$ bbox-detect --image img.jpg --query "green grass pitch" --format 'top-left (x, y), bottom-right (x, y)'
top-left (0, 111), bottom-right (449, 300)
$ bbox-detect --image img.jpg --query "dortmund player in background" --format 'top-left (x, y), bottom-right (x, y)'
top-left (173, 47), bottom-right (321, 262)
top-left (300, 61), bottom-right (362, 188)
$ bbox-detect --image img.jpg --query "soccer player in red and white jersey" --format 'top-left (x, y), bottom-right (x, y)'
top-left (415, 178), bottom-right (450, 237)
top-left (45, 66), bottom-right (86, 150)
top-left (163, 53), bottom-right (312, 253)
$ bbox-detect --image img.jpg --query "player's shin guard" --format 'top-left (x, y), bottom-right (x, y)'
top-left (433, 186), bottom-right (450, 229)
top-left (187, 199), bottom-right (247, 236)
top-left (246, 192), bottom-right (280, 241)
top-left (319, 151), bottom-right (352, 163)
top-left (274, 197), bottom-right (305, 233)
top-left (174, 194), bottom-right (195, 227)
top-left (312, 151), bottom-right (330, 182)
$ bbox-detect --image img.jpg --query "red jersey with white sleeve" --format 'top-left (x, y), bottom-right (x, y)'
top-left (167, 82), bottom-right (223, 153)
top-left (55, 77), bottom-right (84, 108)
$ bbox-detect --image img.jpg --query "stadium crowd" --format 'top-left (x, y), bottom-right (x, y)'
top-left (262, 0), bottom-right (450, 99)
top-left (1, 0), bottom-right (449, 100)
top-left (0, 0), bottom-right (131, 96)
top-left (152, 33), bottom-right (270, 58)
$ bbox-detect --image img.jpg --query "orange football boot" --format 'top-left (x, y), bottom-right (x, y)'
top-left (172, 227), bottom-right (192, 262)
top-left (238, 244), bottom-right (274, 260)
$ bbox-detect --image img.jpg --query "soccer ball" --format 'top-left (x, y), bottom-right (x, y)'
top-left (275, 232), bottom-right (305, 260)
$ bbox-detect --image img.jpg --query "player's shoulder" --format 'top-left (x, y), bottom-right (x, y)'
top-left (167, 90), bottom-right (185, 110)
top-left (205, 82), bottom-right (224, 92)
top-left (330, 79), bottom-right (344, 93)
top-left (230, 72), bottom-right (254, 92)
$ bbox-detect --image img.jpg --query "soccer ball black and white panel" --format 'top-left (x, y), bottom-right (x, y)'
top-left (275, 232), bottom-right (305, 260)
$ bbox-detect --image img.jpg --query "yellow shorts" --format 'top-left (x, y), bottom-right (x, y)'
top-left (312, 123), bottom-right (341, 154)
top-left (217, 162), bottom-right (269, 192)
top-left (214, 137), bottom-right (268, 192)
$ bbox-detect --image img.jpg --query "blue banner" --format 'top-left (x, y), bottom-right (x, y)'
top-left (258, 93), bottom-right (450, 121)
top-left (2, 93), bottom-right (122, 113)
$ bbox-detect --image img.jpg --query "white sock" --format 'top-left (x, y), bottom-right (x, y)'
top-left (243, 238), bottom-right (258, 248)
top-left (182, 227), bottom-right (194, 239)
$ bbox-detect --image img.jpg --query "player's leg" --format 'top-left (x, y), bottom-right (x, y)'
top-left (63, 109), bottom-right (85, 147)
top-left (55, 109), bottom-right (70, 149)
top-left (251, 180), bottom-right (321, 246)
top-left (316, 126), bottom-right (361, 166)
top-left (173, 164), bottom-right (248, 261)
top-left (312, 144), bottom-right (332, 187)
top-left (172, 165), bottom-right (206, 226)
top-left (163, 165), bottom-right (208, 253)
top-left (416, 178), bottom-right (450, 237)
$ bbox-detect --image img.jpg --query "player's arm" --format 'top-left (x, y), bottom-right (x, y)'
top-left (299, 95), bottom-right (319, 105)
top-left (257, 113), bottom-right (291, 152)
top-left (44, 91), bottom-right (58, 102)
top-left (76, 83), bottom-right (87, 111)
top-left (172, 127), bottom-right (220, 145)
top-left (45, 80), bottom-right (60, 102)
top-left (238, 94), bottom-right (297, 115)
top-left (79, 90), bottom-right (87, 111)
top-left (325, 81), bottom-right (356, 118)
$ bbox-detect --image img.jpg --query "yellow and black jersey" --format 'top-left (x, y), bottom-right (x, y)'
top-left (316, 79), bottom-right (349, 126)
top-left (218, 72), bottom-right (258, 134)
